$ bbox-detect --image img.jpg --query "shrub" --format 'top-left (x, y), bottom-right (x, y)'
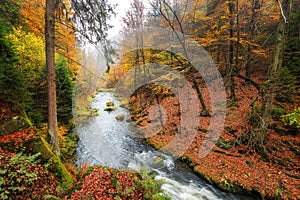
top-left (0, 151), bottom-right (57, 199)
top-left (282, 107), bottom-right (300, 129)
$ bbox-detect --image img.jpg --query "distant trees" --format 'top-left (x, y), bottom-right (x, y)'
top-left (117, 0), bottom-right (299, 154)
top-left (122, 0), bottom-right (146, 91)
top-left (148, 0), bottom-right (209, 116)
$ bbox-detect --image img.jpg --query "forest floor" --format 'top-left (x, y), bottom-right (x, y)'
top-left (127, 71), bottom-right (300, 199)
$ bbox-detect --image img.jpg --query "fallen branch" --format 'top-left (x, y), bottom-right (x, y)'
top-left (234, 73), bottom-right (260, 90)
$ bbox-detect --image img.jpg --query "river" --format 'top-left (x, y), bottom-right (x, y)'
top-left (76, 92), bottom-right (257, 200)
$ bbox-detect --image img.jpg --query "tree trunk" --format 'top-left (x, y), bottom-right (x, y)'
top-left (245, 0), bottom-right (260, 82)
top-left (45, 0), bottom-right (59, 152)
top-left (235, 0), bottom-right (240, 71)
top-left (228, 0), bottom-right (236, 100)
top-left (155, 0), bottom-right (209, 115)
top-left (258, 0), bottom-right (293, 151)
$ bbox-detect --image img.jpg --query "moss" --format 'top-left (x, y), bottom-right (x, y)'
top-left (39, 136), bottom-right (73, 187)
top-left (216, 137), bottom-right (235, 150)
top-left (271, 107), bottom-right (286, 120)
top-left (193, 167), bottom-right (252, 196)
top-left (149, 156), bottom-right (164, 169)
top-left (30, 139), bottom-right (53, 161)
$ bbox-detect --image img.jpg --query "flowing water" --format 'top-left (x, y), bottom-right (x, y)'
top-left (76, 92), bottom-right (257, 200)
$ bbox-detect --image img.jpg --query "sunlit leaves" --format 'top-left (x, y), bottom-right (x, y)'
top-left (6, 27), bottom-right (45, 77)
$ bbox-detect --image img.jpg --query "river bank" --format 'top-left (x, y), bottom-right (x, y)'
top-left (75, 91), bottom-right (250, 200)
top-left (126, 81), bottom-right (300, 199)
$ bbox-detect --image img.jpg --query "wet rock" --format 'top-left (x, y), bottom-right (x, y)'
top-left (119, 102), bottom-right (128, 109)
top-left (115, 114), bottom-right (125, 121)
top-left (149, 156), bottom-right (164, 169)
top-left (106, 101), bottom-right (114, 107)
top-left (104, 106), bottom-right (117, 112)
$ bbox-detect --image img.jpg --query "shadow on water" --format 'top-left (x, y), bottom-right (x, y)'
top-left (76, 92), bottom-right (260, 200)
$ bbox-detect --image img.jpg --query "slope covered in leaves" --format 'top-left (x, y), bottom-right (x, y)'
top-left (127, 72), bottom-right (300, 199)
top-left (72, 166), bottom-right (143, 200)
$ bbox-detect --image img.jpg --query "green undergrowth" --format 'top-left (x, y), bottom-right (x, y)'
top-left (0, 150), bottom-right (58, 199)
top-left (137, 167), bottom-right (171, 200)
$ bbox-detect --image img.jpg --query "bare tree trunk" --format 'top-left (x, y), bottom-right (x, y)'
top-left (228, 0), bottom-right (236, 100)
top-left (235, 0), bottom-right (240, 71)
top-left (245, 0), bottom-right (260, 82)
top-left (152, 0), bottom-right (209, 115)
top-left (45, 0), bottom-right (59, 152)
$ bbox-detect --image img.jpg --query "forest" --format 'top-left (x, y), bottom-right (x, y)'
top-left (0, 0), bottom-right (299, 199)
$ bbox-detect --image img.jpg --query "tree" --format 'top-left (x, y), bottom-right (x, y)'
top-left (149, 0), bottom-right (209, 116)
top-left (0, 0), bottom-right (32, 117)
top-left (55, 55), bottom-right (73, 123)
top-left (245, 0), bottom-right (261, 82)
top-left (45, 0), bottom-right (58, 152)
top-left (227, 0), bottom-right (236, 100)
top-left (122, 0), bottom-right (146, 90)
top-left (0, 0), bottom-right (21, 31)
top-left (44, 0), bottom-right (114, 151)
top-left (254, 0), bottom-right (294, 152)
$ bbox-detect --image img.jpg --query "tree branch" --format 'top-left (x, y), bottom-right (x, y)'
top-left (277, 0), bottom-right (287, 23)
top-left (234, 73), bottom-right (260, 90)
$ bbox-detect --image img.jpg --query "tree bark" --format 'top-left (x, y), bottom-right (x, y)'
top-left (235, 0), bottom-right (240, 70)
top-left (245, 0), bottom-right (260, 82)
top-left (45, 0), bottom-right (59, 152)
top-left (228, 0), bottom-right (236, 100)
top-left (259, 0), bottom-right (293, 150)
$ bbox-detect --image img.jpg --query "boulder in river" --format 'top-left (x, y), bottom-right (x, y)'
top-left (104, 106), bottom-right (117, 112)
top-left (149, 156), bottom-right (165, 169)
top-left (106, 101), bottom-right (114, 107)
top-left (115, 114), bottom-right (125, 121)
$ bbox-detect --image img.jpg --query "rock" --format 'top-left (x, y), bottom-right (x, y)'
top-left (0, 116), bottom-right (30, 136)
top-left (149, 156), bottom-right (165, 169)
top-left (115, 114), bottom-right (125, 121)
top-left (106, 101), bottom-right (114, 107)
top-left (126, 115), bottom-right (133, 122)
top-left (104, 106), bottom-right (117, 112)
top-left (119, 102), bottom-right (128, 109)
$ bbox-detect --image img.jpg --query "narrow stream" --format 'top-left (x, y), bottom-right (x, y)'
top-left (76, 92), bottom-right (255, 200)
